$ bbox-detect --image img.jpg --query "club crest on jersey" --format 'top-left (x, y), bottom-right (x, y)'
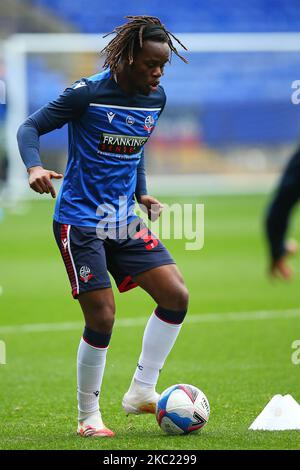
top-left (79, 266), bottom-right (94, 283)
top-left (144, 115), bottom-right (155, 133)
top-left (126, 115), bottom-right (135, 126)
top-left (107, 111), bottom-right (116, 124)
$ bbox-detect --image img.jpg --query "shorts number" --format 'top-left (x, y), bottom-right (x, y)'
top-left (134, 227), bottom-right (158, 251)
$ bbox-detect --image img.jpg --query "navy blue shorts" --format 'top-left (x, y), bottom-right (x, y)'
top-left (53, 218), bottom-right (175, 298)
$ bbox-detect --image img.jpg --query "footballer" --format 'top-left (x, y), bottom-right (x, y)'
top-left (265, 145), bottom-right (300, 279)
top-left (17, 16), bottom-right (189, 437)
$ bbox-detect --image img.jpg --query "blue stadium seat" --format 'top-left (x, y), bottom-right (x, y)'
top-left (30, 0), bottom-right (300, 33)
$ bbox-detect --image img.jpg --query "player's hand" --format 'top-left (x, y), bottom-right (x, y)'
top-left (138, 195), bottom-right (164, 222)
top-left (27, 166), bottom-right (63, 198)
top-left (269, 239), bottom-right (298, 280)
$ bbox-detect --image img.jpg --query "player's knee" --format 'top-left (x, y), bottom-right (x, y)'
top-left (84, 299), bottom-right (115, 333)
top-left (156, 284), bottom-right (189, 324)
top-left (94, 303), bottom-right (115, 332)
top-left (159, 282), bottom-right (189, 312)
top-left (173, 284), bottom-right (189, 312)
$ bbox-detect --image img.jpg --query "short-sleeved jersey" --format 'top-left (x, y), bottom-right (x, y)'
top-left (30, 68), bottom-right (166, 228)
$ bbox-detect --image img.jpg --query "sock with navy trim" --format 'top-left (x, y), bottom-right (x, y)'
top-left (77, 327), bottom-right (111, 421)
top-left (133, 306), bottom-right (186, 386)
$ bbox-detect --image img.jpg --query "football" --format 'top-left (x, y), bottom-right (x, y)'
top-left (156, 384), bottom-right (210, 435)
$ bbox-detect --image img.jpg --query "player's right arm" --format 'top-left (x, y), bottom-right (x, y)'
top-left (265, 145), bottom-right (300, 279)
top-left (17, 80), bottom-right (90, 197)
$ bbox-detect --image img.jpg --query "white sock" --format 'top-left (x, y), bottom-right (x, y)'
top-left (133, 311), bottom-right (182, 386)
top-left (77, 338), bottom-right (108, 421)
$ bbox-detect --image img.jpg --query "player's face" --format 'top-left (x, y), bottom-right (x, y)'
top-left (130, 40), bottom-right (170, 95)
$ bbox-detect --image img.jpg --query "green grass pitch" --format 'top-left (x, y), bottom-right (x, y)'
top-left (0, 193), bottom-right (300, 450)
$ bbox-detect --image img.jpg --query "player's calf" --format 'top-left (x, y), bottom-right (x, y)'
top-left (77, 326), bottom-right (114, 436)
top-left (122, 305), bottom-right (188, 416)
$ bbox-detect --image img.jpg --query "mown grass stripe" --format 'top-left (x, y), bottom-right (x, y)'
top-left (1, 308), bottom-right (300, 334)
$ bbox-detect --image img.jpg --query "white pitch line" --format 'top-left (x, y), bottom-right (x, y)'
top-left (0, 309), bottom-right (300, 335)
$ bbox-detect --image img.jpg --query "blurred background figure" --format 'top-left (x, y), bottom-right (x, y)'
top-left (265, 145), bottom-right (300, 280)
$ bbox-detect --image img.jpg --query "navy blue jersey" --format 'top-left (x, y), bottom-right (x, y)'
top-left (17, 68), bottom-right (166, 227)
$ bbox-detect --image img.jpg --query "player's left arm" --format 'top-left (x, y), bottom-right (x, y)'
top-left (135, 150), bottom-right (163, 222)
top-left (135, 89), bottom-right (166, 221)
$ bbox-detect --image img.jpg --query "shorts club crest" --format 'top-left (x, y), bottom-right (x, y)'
top-left (79, 266), bottom-right (94, 283)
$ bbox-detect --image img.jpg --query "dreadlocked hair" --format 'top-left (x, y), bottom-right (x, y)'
top-left (101, 15), bottom-right (188, 75)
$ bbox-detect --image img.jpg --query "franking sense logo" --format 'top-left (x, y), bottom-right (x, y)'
top-left (98, 133), bottom-right (149, 155)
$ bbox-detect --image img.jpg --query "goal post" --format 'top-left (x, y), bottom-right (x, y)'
top-left (4, 32), bottom-right (300, 200)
